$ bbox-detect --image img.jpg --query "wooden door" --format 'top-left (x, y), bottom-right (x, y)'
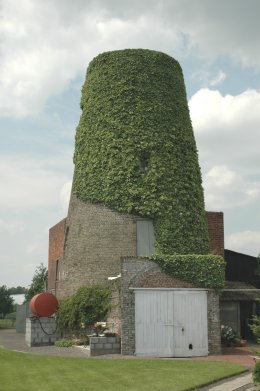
top-left (135, 289), bottom-right (208, 357)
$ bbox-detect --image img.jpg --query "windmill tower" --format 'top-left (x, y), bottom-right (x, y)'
top-left (57, 49), bottom-right (210, 299)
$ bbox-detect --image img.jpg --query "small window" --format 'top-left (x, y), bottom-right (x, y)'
top-left (55, 259), bottom-right (59, 281)
top-left (140, 157), bottom-right (149, 172)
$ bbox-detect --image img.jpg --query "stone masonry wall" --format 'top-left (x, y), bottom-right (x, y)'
top-left (106, 280), bottom-right (121, 335)
top-left (48, 218), bottom-right (66, 292)
top-left (56, 195), bottom-right (137, 299)
top-left (121, 257), bottom-right (221, 355)
top-left (25, 317), bottom-right (60, 347)
top-left (50, 209), bottom-right (224, 299)
top-left (90, 336), bottom-right (121, 356)
top-left (207, 290), bottom-right (221, 354)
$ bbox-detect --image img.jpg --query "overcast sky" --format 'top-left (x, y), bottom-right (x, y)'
top-left (1, 0), bottom-right (259, 288)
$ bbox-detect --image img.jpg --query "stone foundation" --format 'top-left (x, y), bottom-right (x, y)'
top-left (90, 336), bottom-right (121, 356)
top-left (25, 317), bottom-right (60, 347)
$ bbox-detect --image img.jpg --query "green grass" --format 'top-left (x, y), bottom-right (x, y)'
top-left (0, 319), bottom-right (14, 329)
top-left (0, 347), bottom-right (247, 391)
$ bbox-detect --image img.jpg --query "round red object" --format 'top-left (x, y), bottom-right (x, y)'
top-left (29, 292), bottom-right (58, 317)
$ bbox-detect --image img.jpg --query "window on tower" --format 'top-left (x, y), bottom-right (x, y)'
top-left (140, 157), bottom-right (149, 172)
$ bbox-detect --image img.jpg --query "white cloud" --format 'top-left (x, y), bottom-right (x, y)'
top-left (0, 156), bottom-right (69, 209)
top-left (190, 88), bottom-right (260, 133)
top-left (189, 88), bottom-right (260, 183)
top-left (189, 88), bottom-right (260, 212)
top-left (1, 0), bottom-right (259, 117)
top-left (25, 240), bottom-right (44, 255)
top-left (60, 181), bottom-right (72, 212)
top-left (209, 71), bottom-right (226, 87)
top-left (225, 231), bottom-right (260, 257)
top-left (203, 165), bottom-right (260, 210)
top-left (191, 70), bottom-right (227, 88)
top-left (0, 219), bottom-right (25, 234)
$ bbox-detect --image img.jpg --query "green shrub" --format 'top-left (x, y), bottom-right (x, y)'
top-left (79, 335), bottom-right (89, 346)
top-left (254, 362), bottom-right (260, 384)
top-left (249, 315), bottom-right (260, 343)
top-left (72, 49), bottom-right (210, 255)
top-left (221, 325), bottom-right (241, 346)
top-left (56, 285), bottom-right (111, 333)
top-left (5, 312), bottom-right (16, 327)
top-left (151, 254), bottom-right (225, 289)
top-left (54, 339), bottom-right (74, 348)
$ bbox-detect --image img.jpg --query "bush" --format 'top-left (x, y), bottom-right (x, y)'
top-left (55, 339), bottom-right (74, 348)
top-left (254, 362), bottom-right (260, 384)
top-left (221, 325), bottom-right (241, 346)
top-left (5, 312), bottom-right (16, 327)
top-left (249, 315), bottom-right (260, 343)
top-left (56, 285), bottom-right (111, 333)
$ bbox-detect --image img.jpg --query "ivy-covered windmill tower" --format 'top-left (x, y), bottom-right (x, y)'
top-left (57, 49), bottom-right (212, 299)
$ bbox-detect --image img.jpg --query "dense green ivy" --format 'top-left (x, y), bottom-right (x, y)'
top-left (73, 49), bottom-right (210, 254)
top-left (56, 285), bottom-right (111, 333)
top-left (151, 254), bottom-right (226, 289)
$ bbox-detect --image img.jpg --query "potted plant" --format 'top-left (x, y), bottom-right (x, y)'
top-left (221, 325), bottom-right (241, 346)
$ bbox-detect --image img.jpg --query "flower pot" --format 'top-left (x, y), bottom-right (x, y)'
top-left (240, 339), bottom-right (247, 347)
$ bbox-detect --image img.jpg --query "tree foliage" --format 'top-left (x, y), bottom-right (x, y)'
top-left (249, 314), bottom-right (260, 343)
top-left (8, 286), bottom-right (27, 295)
top-left (72, 49), bottom-right (210, 255)
top-left (25, 263), bottom-right (48, 302)
top-left (0, 285), bottom-right (14, 317)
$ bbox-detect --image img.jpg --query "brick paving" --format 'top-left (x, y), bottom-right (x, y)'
top-left (194, 345), bottom-right (257, 368)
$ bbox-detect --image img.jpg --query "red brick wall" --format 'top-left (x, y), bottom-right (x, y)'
top-left (48, 218), bottom-right (66, 292)
top-left (206, 211), bottom-right (224, 257)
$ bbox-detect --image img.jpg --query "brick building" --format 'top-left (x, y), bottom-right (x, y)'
top-left (48, 203), bottom-right (225, 355)
top-left (47, 49), bottom-right (258, 356)
top-left (48, 206), bottom-right (260, 355)
top-left (48, 207), bottom-right (224, 298)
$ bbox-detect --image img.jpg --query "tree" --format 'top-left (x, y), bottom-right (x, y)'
top-left (25, 263), bottom-right (48, 302)
top-left (0, 285), bottom-right (14, 318)
top-left (8, 286), bottom-right (27, 295)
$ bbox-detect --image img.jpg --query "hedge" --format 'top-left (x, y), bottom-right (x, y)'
top-left (151, 254), bottom-right (226, 289)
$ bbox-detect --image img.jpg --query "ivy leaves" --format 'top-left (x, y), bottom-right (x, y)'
top-left (73, 49), bottom-right (210, 255)
top-left (151, 254), bottom-right (226, 289)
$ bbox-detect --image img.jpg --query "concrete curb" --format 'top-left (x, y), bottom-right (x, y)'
top-left (198, 372), bottom-right (253, 391)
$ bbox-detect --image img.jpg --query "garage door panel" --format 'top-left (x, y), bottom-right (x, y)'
top-left (135, 290), bottom-right (173, 356)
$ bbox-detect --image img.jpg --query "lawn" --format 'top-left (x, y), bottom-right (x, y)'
top-left (0, 347), bottom-right (247, 391)
top-left (0, 319), bottom-right (14, 329)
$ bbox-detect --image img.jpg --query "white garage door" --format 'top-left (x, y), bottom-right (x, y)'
top-left (135, 289), bottom-right (208, 357)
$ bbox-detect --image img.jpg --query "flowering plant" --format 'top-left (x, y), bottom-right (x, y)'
top-left (221, 325), bottom-right (241, 346)
top-left (93, 322), bottom-right (107, 336)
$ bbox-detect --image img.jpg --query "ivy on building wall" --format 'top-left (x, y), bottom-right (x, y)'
top-left (56, 285), bottom-right (111, 333)
top-left (72, 49), bottom-right (210, 255)
top-left (151, 254), bottom-right (226, 289)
